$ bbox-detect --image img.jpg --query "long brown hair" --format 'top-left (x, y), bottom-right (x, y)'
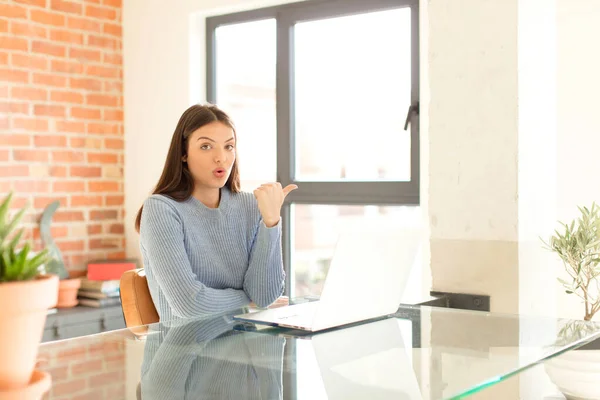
top-left (135, 104), bottom-right (241, 232)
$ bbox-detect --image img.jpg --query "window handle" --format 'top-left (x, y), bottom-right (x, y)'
top-left (404, 102), bottom-right (419, 130)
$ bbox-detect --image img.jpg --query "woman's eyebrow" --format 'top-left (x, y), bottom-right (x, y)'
top-left (196, 137), bottom-right (235, 142)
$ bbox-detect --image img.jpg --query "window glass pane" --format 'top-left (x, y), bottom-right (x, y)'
top-left (291, 204), bottom-right (421, 298)
top-left (294, 9), bottom-right (412, 182)
top-left (215, 19), bottom-right (277, 191)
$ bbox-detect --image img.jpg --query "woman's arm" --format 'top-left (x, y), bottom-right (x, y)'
top-left (243, 219), bottom-right (285, 308)
top-left (141, 197), bottom-right (250, 318)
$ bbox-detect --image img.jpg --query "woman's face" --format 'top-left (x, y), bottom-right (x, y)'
top-left (184, 121), bottom-right (236, 190)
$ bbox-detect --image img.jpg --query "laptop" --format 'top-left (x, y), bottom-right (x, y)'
top-left (234, 222), bottom-right (420, 332)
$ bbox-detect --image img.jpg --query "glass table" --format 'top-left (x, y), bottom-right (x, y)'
top-left (37, 304), bottom-right (600, 400)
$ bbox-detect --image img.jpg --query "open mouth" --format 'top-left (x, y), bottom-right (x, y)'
top-left (213, 168), bottom-right (226, 178)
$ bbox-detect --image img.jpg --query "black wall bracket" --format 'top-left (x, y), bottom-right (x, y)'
top-left (429, 291), bottom-right (491, 312)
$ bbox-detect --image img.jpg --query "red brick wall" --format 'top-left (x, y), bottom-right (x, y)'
top-left (1, 0), bottom-right (125, 271)
top-left (38, 335), bottom-right (126, 399)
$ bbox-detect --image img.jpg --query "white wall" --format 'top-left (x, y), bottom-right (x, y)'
top-left (517, 0), bottom-right (560, 397)
top-left (517, 0), bottom-right (558, 320)
top-left (556, 0), bottom-right (600, 320)
top-left (427, 0), bottom-right (520, 314)
top-left (426, 0), bottom-right (600, 321)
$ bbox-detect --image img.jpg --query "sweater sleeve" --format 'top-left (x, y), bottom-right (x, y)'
top-left (243, 218), bottom-right (285, 308)
top-left (140, 197), bottom-right (250, 318)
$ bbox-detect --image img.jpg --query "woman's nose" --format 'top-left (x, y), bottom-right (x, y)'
top-left (214, 149), bottom-right (226, 163)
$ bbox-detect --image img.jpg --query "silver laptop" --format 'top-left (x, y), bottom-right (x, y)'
top-left (234, 222), bottom-right (421, 332)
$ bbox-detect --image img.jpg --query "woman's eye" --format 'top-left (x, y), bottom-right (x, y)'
top-left (226, 145), bottom-right (235, 151)
top-left (200, 144), bottom-right (211, 150)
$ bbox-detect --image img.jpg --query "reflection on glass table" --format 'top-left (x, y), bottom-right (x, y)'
top-left (37, 304), bottom-right (600, 400)
top-left (140, 316), bottom-right (285, 400)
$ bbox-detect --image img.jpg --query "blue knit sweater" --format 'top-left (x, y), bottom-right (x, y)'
top-left (139, 188), bottom-right (285, 322)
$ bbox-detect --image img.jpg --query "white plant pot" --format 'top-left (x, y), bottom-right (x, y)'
top-left (544, 349), bottom-right (600, 400)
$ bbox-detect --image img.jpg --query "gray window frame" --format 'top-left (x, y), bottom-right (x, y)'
top-left (206, 0), bottom-right (420, 300)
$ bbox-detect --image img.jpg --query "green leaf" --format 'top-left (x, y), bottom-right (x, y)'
top-left (2, 207), bottom-right (26, 244)
top-left (21, 266), bottom-right (39, 281)
top-left (558, 277), bottom-right (570, 286)
top-left (14, 243), bottom-right (30, 280)
top-left (8, 228), bottom-right (24, 251)
top-left (28, 249), bottom-right (49, 269)
top-left (27, 250), bottom-right (51, 279)
top-left (0, 192), bottom-right (13, 231)
top-left (2, 251), bottom-right (13, 279)
top-left (0, 192), bottom-right (47, 282)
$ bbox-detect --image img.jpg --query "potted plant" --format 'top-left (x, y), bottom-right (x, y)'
top-left (40, 200), bottom-right (81, 308)
top-left (0, 192), bottom-right (57, 397)
top-left (542, 203), bottom-right (600, 400)
top-left (542, 203), bottom-right (600, 322)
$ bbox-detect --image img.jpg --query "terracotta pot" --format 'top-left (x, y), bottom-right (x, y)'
top-left (0, 274), bottom-right (58, 391)
top-left (57, 278), bottom-right (81, 308)
top-left (0, 370), bottom-right (51, 400)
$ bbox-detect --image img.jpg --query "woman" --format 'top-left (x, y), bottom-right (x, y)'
top-left (135, 104), bottom-right (297, 322)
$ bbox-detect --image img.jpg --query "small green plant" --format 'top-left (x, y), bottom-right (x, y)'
top-left (0, 192), bottom-right (51, 282)
top-left (542, 203), bottom-right (600, 321)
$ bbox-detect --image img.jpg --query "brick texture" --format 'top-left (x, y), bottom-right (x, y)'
top-left (1, 0), bottom-right (124, 271)
top-left (38, 336), bottom-right (126, 400)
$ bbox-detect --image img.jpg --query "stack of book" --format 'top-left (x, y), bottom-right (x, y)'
top-left (78, 279), bottom-right (121, 308)
top-left (77, 259), bottom-right (138, 308)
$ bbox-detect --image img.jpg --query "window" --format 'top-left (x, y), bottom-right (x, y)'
top-left (293, 9), bottom-right (412, 183)
top-left (211, 19), bottom-right (277, 192)
top-left (207, 0), bottom-right (420, 298)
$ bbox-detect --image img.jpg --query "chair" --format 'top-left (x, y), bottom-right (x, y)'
top-left (120, 268), bottom-right (159, 334)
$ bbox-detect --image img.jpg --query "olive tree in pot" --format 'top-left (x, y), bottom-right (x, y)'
top-left (0, 192), bottom-right (57, 399)
top-left (542, 203), bottom-right (600, 400)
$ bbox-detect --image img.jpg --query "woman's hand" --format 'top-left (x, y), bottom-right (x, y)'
top-left (254, 183), bottom-right (298, 227)
top-left (269, 296), bottom-right (289, 309)
top-left (249, 296), bottom-right (289, 309)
